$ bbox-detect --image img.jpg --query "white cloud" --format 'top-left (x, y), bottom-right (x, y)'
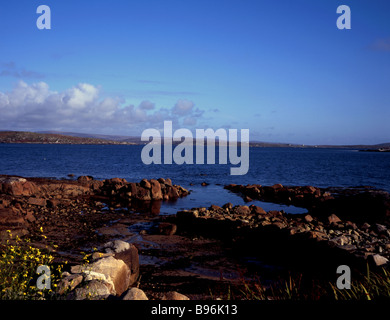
top-left (0, 81), bottom-right (204, 134)
top-left (62, 83), bottom-right (99, 109)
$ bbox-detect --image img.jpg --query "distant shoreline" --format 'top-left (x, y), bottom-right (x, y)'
top-left (0, 130), bottom-right (389, 149)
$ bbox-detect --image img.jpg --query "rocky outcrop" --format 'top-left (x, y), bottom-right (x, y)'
top-left (97, 177), bottom-right (189, 204)
top-left (60, 240), bottom-right (139, 299)
top-left (0, 175), bottom-right (189, 240)
top-left (0, 177), bottom-right (39, 196)
top-left (225, 183), bottom-right (390, 224)
top-left (176, 203), bottom-right (390, 274)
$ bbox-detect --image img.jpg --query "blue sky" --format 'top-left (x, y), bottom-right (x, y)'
top-left (0, 0), bottom-right (389, 145)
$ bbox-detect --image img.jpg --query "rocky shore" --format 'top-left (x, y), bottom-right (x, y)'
top-left (1, 176), bottom-right (390, 300)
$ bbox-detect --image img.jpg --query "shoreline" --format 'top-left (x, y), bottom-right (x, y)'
top-left (1, 174), bottom-right (389, 300)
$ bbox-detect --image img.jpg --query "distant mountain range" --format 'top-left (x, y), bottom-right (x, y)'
top-left (0, 130), bottom-right (389, 150)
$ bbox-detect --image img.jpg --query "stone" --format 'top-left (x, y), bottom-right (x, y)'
top-left (361, 222), bottom-right (371, 230)
top-left (374, 224), bottom-right (387, 234)
top-left (25, 211), bottom-right (36, 223)
top-left (108, 177), bottom-right (127, 185)
top-left (329, 235), bottom-right (350, 247)
top-left (251, 206), bottom-right (267, 215)
top-left (0, 208), bottom-right (28, 228)
top-left (304, 214), bottom-right (314, 223)
top-left (83, 256), bottom-right (131, 296)
top-left (0, 177), bottom-right (39, 196)
top-left (308, 231), bottom-right (327, 241)
top-left (92, 252), bottom-right (113, 260)
top-left (27, 197), bottom-right (47, 207)
top-left (104, 240), bottom-right (130, 253)
top-left (345, 221), bottom-right (358, 230)
top-left (122, 287), bottom-right (148, 300)
top-left (235, 205), bottom-right (251, 215)
top-left (244, 196), bottom-right (252, 202)
top-left (77, 175), bottom-right (94, 182)
top-left (72, 279), bottom-right (114, 300)
top-left (328, 214), bottom-right (341, 224)
top-left (272, 221), bottom-right (286, 229)
top-left (113, 245), bottom-right (140, 286)
top-left (150, 179), bottom-right (163, 200)
top-left (161, 291), bottom-right (190, 300)
top-left (82, 271), bottom-right (115, 293)
top-left (338, 244), bottom-right (357, 251)
top-left (158, 222), bottom-right (177, 235)
top-left (57, 274), bottom-right (83, 295)
top-left (61, 184), bottom-right (91, 197)
top-left (222, 203), bottom-right (233, 210)
top-left (165, 185), bottom-right (179, 199)
top-left (135, 186), bottom-right (151, 201)
top-left (140, 179), bottom-right (151, 189)
top-left (302, 186), bottom-right (317, 194)
top-left (47, 199), bottom-right (60, 208)
top-left (370, 254), bottom-right (389, 267)
top-left (177, 210), bottom-right (198, 219)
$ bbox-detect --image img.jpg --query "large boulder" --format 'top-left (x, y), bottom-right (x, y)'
top-left (135, 186), bottom-right (151, 201)
top-left (161, 291), bottom-right (190, 300)
top-left (72, 279), bottom-right (114, 300)
top-left (0, 177), bottom-right (39, 196)
top-left (150, 179), bottom-right (163, 200)
top-left (122, 287), bottom-right (148, 300)
top-left (104, 240), bottom-right (140, 286)
top-left (80, 256), bottom-right (131, 296)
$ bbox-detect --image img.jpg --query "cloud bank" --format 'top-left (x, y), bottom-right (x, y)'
top-left (0, 81), bottom-right (204, 135)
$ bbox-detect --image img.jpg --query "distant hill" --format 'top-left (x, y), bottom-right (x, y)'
top-left (37, 131), bottom-right (141, 143)
top-left (0, 130), bottom-right (389, 149)
top-left (0, 131), bottom-right (136, 145)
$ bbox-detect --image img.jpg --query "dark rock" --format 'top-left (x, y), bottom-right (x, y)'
top-left (160, 291), bottom-right (190, 300)
top-left (235, 205), bottom-right (251, 215)
top-left (27, 197), bottom-right (47, 207)
top-left (251, 205), bottom-right (266, 215)
top-left (222, 203), bottom-right (233, 210)
top-left (140, 179), bottom-right (151, 189)
top-left (244, 196), bottom-right (252, 202)
top-left (135, 187), bottom-right (151, 201)
top-left (47, 199), bottom-right (60, 208)
top-left (361, 222), bottom-right (371, 230)
top-left (328, 214), bottom-right (341, 224)
top-left (165, 185), bottom-right (179, 199)
top-left (374, 223), bottom-right (387, 234)
top-left (158, 222), bottom-right (177, 236)
top-left (0, 177), bottom-right (39, 196)
top-left (122, 287), bottom-right (148, 300)
top-left (304, 214), bottom-right (314, 223)
top-left (77, 175), bottom-right (94, 182)
top-left (209, 204), bottom-right (222, 211)
top-left (150, 179), bottom-right (163, 200)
